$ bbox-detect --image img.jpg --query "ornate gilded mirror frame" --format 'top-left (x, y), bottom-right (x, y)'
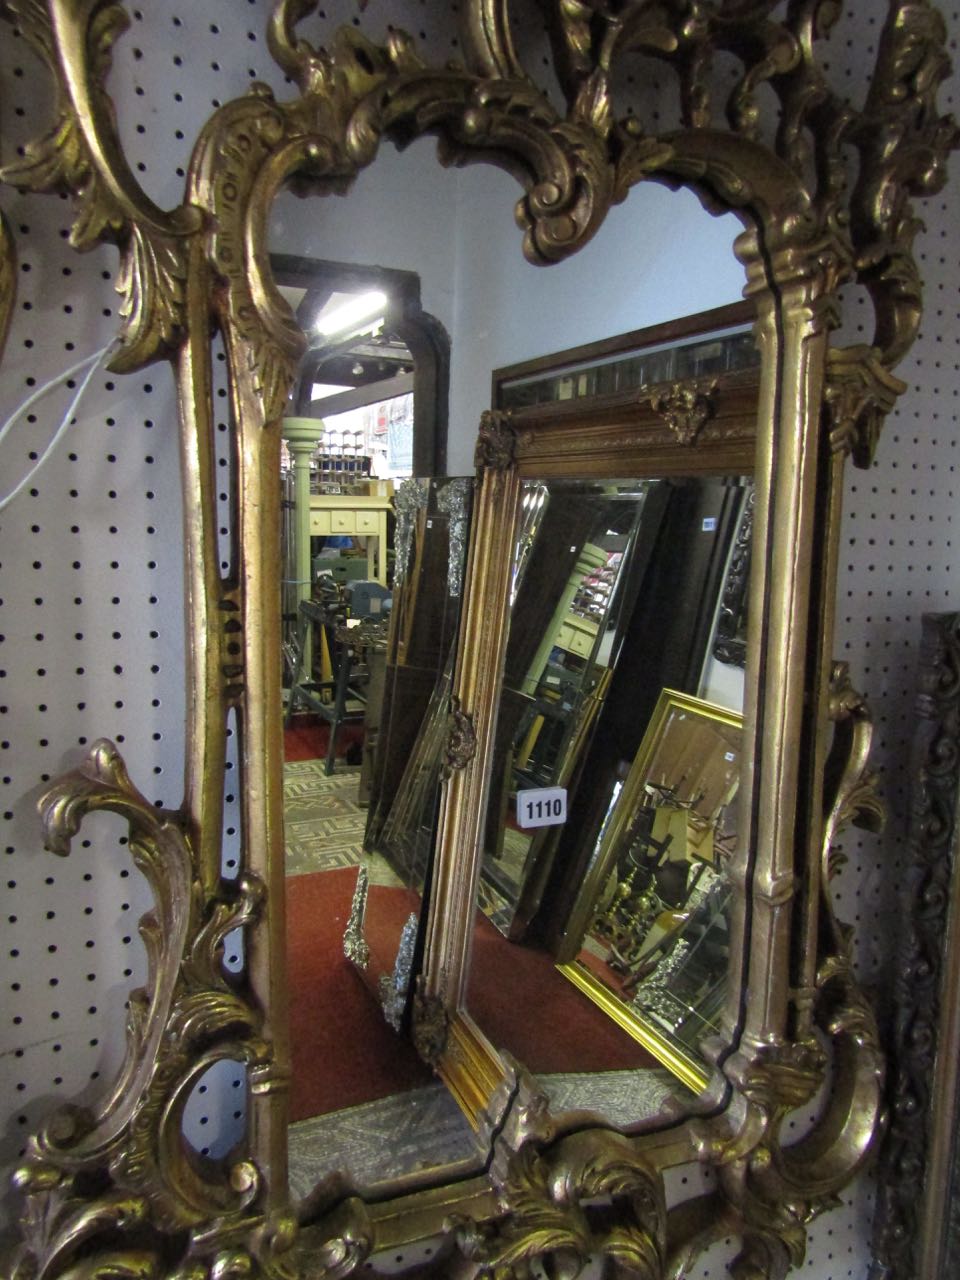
top-left (872, 612), bottom-right (960, 1279)
top-left (0, 3), bottom-right (956, 1277)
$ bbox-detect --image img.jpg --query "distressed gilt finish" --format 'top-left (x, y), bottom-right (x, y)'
top-left (871, 614), bottom-right (960, 1280)
top-left (713, 484), bottom-right (755, 669)
top-left (0, 2), bottom-right (957, 1278)
top-left (648, 378), bottom-right (719, 447)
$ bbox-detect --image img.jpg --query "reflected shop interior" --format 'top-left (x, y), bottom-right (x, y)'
top-left (270, 158), bottom-right (759, 1198)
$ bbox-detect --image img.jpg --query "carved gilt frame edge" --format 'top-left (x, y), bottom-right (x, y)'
top-left (871, 612), bottom-right (960, 1280)
top-left (0, 2), bottom-right (957, 1278)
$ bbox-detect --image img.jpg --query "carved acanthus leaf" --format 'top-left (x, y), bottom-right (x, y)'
top-left (0, 1), bottom-right (129, 248)
top-left (8, 742), bottom-right (271, 1266)
top-left (453, 1129), bottom-right (664, 1280)
top-left (737, 1040), bottom-right (828, 1123)
top-left (821, 664), bottom-right (885, 931)
top-left (188, 87), bottom-right (305, 423)
top-left (267, 0), bottom-right (336, 95)
top-left (443, 695), bottom-right (477, 779)
top-left (850, 1), bottom-right (960, 369)
top-left (1, 1), bottom-right (197, 368)
top-left (474, 410), bottom-right (517, 472)
top-left (110, 224), bottom-right (189, 372)
top-left (291, 1198), bottom-right (374, 1280)
top-left (825, 346), bottom-right (907, 468)
top-left (411, 991), bottom-right (449, 1067)
top-left (648, 378), bottom-right (718, 446)
top-left (182, 875), bottom-right (266, 991)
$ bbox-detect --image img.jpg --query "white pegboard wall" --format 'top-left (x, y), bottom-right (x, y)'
top-left (1, 6), bottom-right (957, 1280)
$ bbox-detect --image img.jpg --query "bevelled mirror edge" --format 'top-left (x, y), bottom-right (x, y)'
top-left (0, 3), bottom-right (956, 1278)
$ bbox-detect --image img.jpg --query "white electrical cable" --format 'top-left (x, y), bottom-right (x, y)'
top-left (0, 341), bottom-right (117, 513)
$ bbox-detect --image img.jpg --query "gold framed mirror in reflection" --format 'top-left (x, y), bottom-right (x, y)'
top-left (558, 689), bottom-right (742, 1095)
top-left (425, 314), bottom-right (760, 1131)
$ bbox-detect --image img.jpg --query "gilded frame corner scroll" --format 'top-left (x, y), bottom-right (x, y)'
top-left (0, 2), bottom-right (957, 1278)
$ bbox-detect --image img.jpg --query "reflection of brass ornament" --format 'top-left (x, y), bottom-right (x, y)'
top-left (632, 941), bottom-right (692, 1029)
top-left (436, 478), bottom-right (473, 598)
top-left (411, 991), bottom-right (449, 1067)
top-left (378, 912), bottom-right (418, 1032)
top-left (474, 410), bottom-right (517, 472)
top-left (443, 695), bottom-right (477, 778)
top-left (648, 378), bottom-right (718, 446)
top-left (392, 478), bottom-right (429, 588)
top-left (333, 617), bottom-right (389, 651)
top-left (343, 867), bottom-right (370, 970)
top-left (1, 0), bottom-right (957, 1276)
top-left (713, 483), bottom-right (755, 669)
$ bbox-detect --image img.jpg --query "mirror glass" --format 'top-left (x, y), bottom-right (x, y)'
top-left (268, 138), bottom-right (747, 1190)
top-left (559, 690), bottom-right (742, 1091)
top-left (274, 235), bottom-right (481, 1192)
top-left (466, 474), bottom-right (750, 1116)
top-left (281, 461), bottom-right (481, 1193)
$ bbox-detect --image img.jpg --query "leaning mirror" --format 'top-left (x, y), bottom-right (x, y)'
top-left (1, 4), bottom-right (956, 1279)
top-left (558, 689), bottom-right (743, 1093)
top-left (268, 221), bottom-right (485, 1189)
top-left (433, 313), bottom-right (761, 1128)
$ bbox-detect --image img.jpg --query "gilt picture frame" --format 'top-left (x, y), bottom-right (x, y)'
top-left (557, 689), bottom-right (742, 1095)
top-left (872, 612), bottom-right (960, 1279)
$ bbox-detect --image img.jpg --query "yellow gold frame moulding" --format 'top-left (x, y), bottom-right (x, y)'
top-left (0, 3), bottom-right (957, 1279)
top-left (556, 689), bottom-right (744, 1097)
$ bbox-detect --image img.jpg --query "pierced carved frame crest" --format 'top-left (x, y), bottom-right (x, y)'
top-left (0, 2), bottom-right (956, 1278)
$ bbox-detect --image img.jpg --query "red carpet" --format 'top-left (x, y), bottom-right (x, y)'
top-left (284, 716), bottom-right (365, 762)
top-left (286, 868), bottom-right (434, 1122)
top-left (467, 911), bottom-right (658, 1074)
top-left (287, 868), bottom-right (658, 1123)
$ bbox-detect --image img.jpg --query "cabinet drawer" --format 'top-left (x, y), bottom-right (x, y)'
top-left (566, 627), bottom-right (595, 657)
top-left (556, 619), bottom-right (596, 658)
top-left (309, 511), bottom-right (332, 536)
top-left (356, 510), bottom-right (380, 534)
top-left (330, 510), bottom-right (357, 534)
